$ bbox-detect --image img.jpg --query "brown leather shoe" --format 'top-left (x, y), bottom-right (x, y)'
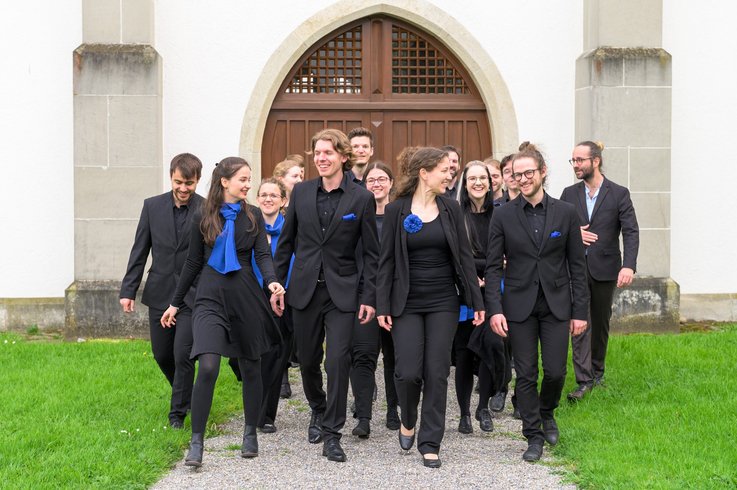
top-left (567, 383), bottom-right (593, 402)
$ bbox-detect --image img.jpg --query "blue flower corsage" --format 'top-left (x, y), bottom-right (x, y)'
top-left (403, 214), bottom-right (423, 234)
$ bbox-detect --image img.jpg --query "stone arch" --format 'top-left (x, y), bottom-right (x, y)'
top-left (239, 0), bottom-right (519, 181)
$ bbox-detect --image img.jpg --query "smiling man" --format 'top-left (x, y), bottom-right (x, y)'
top-left (120, 153), bottom-right (203, 429)
top-left (485, 142), bottom-right (589, 462)
top-left (561, 141), bottom-right (639, 401)
top-left (273, 129), bottom-right (379, 463)
top-left (347, 127), bottom-right (375, 186)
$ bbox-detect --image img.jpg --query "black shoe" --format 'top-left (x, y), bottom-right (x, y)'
top-left (490, 391), bottom-right (506, 412)
top-left (458, 415), bottom-right (473, 434)
top-left (308, 411), bottom-right (323, 444)
top-left (241, 425), bottom-right (258, 458)
top-left (542, 418), bottom-right (559, 446)
top-left (386, 407), bottom-right (401, 430)
top-left (523, 443), bottom-right (543, 462)
top-left (280, 381), bottom-right (292, 399)
top-left (322, 439), bottom-right (347, 462)
top-left (594, 376), bottom-right (606, 387)
top-left (475, 408), bottom-right (494, 432)
top-left (512, 407), bottom-right (521, 420)
top-left (352, 418), bottom-right (370, 439)
top-left (567, 383), bottom-right (593, 402)
top-left (169, 417), bottom-right (184, 429)
top-left (399, 426), bottom-right (415, 451)
top-left (259, 423), bottom-right (277, 434)
top-left (184, 432), bottom-right (204, 467)
top-left (422, 454), bottom-right (442, 468)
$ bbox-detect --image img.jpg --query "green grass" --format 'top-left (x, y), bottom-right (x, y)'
top-left (554, 324), bottom-right (737, 489)
top-left (0, 333), bottom-right (242, 489)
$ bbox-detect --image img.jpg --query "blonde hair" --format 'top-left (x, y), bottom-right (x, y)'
top-left (273, 154), bottom-right (304, 180)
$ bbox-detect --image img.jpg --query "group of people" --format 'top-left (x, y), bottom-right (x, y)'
top-left (120, 127), bottom-right (639, 468)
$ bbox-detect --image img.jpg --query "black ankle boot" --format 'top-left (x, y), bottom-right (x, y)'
top-left (241, 425), bottom-right (258, 458)
top-left (184, 432), bottom-right (204, 467)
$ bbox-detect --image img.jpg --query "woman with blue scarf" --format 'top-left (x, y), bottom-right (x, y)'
top-left (162, 158), bottom-right (285, 467)
top-left (251, 178), bottom-right (295, 433)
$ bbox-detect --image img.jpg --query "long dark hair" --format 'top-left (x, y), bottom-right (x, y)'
top-left (457, 161), bottom-right (493, 256)
top-left (201, 157), bottom-right (256, 246)
top-left (395, 147), bottom-right (449, 198)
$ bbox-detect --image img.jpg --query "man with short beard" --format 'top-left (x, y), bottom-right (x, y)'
top-left (441, 145), bottom-right (461, 200)
top-left (346, 127), bottom-right (375, 186)
top-left (561, 141), bottom-right (639, 401)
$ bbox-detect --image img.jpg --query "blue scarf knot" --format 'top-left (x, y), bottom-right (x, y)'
top-left (208, 203), bottom-right (241, 274)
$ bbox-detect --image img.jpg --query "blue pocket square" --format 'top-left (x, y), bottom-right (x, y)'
top-left (342, 213), bottom-right (357, 221)
top-left (550, 231), bottom-right (562, 238)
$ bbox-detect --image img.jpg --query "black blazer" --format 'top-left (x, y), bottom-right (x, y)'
top-left (120, 191), bottom-right (204, 310)
top-left (274, 174), bottom-right (379, 312)
top-left (376, 195), bottom-right (484, 318)
top-left (560, 177), bottom-right (639, 282)
top-left (484, 194), bottom-right (589, 323)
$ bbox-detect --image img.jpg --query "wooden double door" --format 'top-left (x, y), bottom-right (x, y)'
top-left (262, 16), bottom-right (491, 180)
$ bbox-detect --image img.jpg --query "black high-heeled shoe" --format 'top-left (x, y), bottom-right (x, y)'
top-left (422, 454), bottom-right (442, 468)
top-left (241, 425), bottom-right (258, 458)
top-left (398, 426), bottom-right (415, 451)
top-left (184, 432), bottom-right (204, 467)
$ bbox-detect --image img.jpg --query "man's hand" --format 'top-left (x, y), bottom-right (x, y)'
top-left (490, 313), bottom-right (508, 337)
top-left (358, 305), bottom-right (376, 324)
top-left (580, 224), bottom-right (598, 246)
top-left (617, 267), bottom-right (634, 288)
top-left (570, 319), bottom-right (588, 336)
top-left (378, 315), bottom-right (393, 331)
top-left (270, 294), bottom-right (285, 317)
top-left (120, 298), bottom-right (135, 313)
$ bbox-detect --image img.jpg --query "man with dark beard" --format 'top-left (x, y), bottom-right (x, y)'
top-left (441, 145), bottom-right (461, 200)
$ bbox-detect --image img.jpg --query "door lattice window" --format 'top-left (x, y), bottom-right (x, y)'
top-left (391, 25), bottom-right (470, 94)
top-left (285, 26), bottom-right (363, 94)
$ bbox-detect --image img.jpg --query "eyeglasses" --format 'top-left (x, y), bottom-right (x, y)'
top-left (365, 176), bottom-right (390, 186)
top-left (466, 175), bottom-right (489, 183)
top-left (568, 157), bottom-right (592, 165)
top-left (512, 169), bottom-right (540, 181)
top-left (257, 193), bottom-right (282, 200)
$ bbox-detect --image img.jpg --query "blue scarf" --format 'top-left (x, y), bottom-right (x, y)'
top-left (208, 203), bottom-right (241, 274)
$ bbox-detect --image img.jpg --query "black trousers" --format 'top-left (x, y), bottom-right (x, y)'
top-left (572, 274), bottom-right (617, 384)
top-left (148, 306), bottom-right (194, 422)
top-left (392, 311), bottom-right (457, 455)
top-left (508, 292), bottom-right (569, 445)
top-left (380, 327), bottom-right (398, 409)
top-left (259, 308), bottom-right (294, 426)
top-left (292, 283), bottom-right (354, 441)
top-left (453, 320), bottom-right (494, 415)
top-left (350, 317), bottom-right (380, 420)
top-left (190, 354), bottom-right (262, 433)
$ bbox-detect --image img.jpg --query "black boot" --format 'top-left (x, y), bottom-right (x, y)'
top-left (241, 425), bottom-right (258, 458)
top-left (184, 432), bottom-right (204, 467)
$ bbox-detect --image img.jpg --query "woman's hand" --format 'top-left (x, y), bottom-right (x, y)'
top-left (377, 315), bottom-right (393, 331)
top-left (472, 310), bottom-right (485, 326)
top-left (160, 305), bottom-right (179, 328)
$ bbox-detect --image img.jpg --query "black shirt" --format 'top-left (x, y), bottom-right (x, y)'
top-left (345, 169), bottom-right (365, 188)
top-left (316, 176), bottom-right (347, 234)
top-left (444, 185), bottom-right (458, 201)
top-left (173, 202), bottom-right (189, 242)
top-left (523, 193), bottom-right (548, 249)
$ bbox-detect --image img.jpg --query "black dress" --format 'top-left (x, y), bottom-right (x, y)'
top-left (172, 206), bottom-right (281, 361)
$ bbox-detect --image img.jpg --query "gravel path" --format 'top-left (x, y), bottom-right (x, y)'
top-left (154, 364), bottom-right (575, 489)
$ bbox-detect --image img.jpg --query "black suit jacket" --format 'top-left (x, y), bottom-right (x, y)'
top-left (376, 195), bottom-right (484, 317)
top-left (484, 194), bottom-right (589, 323)
top-left (274, 174), bottom-right (379, 312)
top-left (120, 191), bottom-right (204, 310)
top-left (560, 177), bottom-right (639, 282)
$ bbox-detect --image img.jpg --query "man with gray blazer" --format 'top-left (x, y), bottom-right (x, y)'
top-left (120, 153), bottom-right (203, 428)
top-left (561, 141), bottom-right (639, 401)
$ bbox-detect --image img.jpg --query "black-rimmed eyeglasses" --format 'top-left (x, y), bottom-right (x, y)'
top-left (512, 169), bottom-right (540, 181)
top-left (568, 157), bottom-right (592, 165)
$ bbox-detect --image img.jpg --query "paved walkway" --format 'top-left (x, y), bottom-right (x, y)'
top-left (154, 366), bottom-right (575, 489)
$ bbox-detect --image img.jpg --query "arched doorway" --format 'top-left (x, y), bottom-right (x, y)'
top-left (262, 16), bottom-right (491, 179)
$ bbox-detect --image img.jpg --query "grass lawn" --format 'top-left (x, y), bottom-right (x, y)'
top-left (0, 333), bottom-right (242, 489)
top-left (554, 323), bottom-right (737, 489)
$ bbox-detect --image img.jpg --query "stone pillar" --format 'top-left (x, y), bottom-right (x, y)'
top-left (67, 0), bottom-right (160, 338)
top-left (576, 0), bottom-right (678, 332)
